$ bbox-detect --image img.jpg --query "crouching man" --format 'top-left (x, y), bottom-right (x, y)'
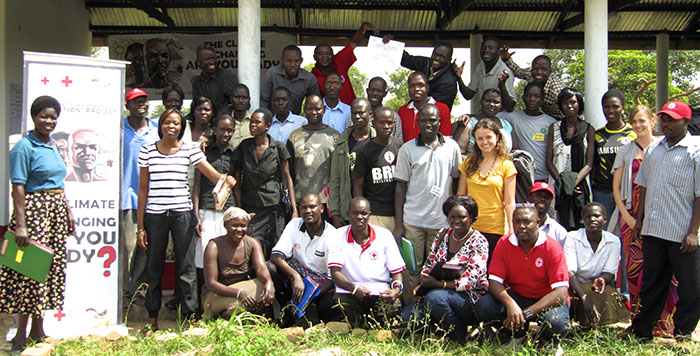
top-left (269, 193), bottom-right (337, 325)
top-left (474, 205), bottom-right (570, 352)
top-left (327, 197), bottom-right (405, 326)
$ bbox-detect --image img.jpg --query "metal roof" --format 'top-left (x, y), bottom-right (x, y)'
top-left (86, 0), bottom-right (700, 49)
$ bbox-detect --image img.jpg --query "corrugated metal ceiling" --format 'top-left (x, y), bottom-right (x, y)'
top-left (86, 0), bottom-right (700, 48)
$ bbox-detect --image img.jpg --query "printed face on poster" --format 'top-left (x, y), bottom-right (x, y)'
top-left (22, 52), bottom-right (125, 337)
top-left (108, 32), bottom-right (295, 97)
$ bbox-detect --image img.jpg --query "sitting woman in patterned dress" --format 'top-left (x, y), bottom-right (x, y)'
top-left (2, 96), bottom-right (74, 352)
top-left (402, 195), bottom-right (489, 342)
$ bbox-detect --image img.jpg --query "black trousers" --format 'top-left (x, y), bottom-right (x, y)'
top-left (144, 210), bottom-right (198, 318)
top-left (266, 261), bottom-right (335, 322)
top-left (244, 205), bottom-right (285, 260)
top-left (631, 235), bottom-right (700, 338)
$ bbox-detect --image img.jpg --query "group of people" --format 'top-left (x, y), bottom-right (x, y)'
top-left (2, 22), bottom-right (700, 354)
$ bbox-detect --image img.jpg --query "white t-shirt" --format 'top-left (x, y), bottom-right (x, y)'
top-left (327, 224), bottom-right (406, 284)
top-left (271, 217), bottom-right (336, 277)
top-left (138, 141), bottom-right (205, 214)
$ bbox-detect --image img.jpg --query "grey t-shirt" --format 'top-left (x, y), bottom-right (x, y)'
top-left (394, 134), bottom-right (462, 230)
top-left (500, 110), bottom-right (556, 181)
top-left (286, 126), bottom-right (339, 202)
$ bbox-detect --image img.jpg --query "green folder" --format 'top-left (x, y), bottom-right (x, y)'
top-left (0, 231), bottom-right (54, 283)
top-left (399, 237), bottom-right (418, 274)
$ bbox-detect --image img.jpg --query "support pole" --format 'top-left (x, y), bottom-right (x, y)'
top-left (238, 0), bottom-right (261, 109)
top-left (656, 32), bottom-right (669, 112)
top-left (584, 0), bottom-right (608, 129)
top-left (469, 33), bottom-right (482, 115)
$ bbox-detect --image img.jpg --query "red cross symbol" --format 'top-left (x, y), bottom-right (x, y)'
top-left (54, 310), bottom-right (66, 321)
top-left (61, 76), bottom-right (73, 87)
top-left (41, 77), bottom-right (49, 85)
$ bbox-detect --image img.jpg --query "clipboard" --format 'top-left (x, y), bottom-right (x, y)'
top-left (0, 231), bottom-right (55, 283)
top-left (212, 175), bottom-right (232, 211)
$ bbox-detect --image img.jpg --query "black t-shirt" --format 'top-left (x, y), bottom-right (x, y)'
top-left (198, 144), bottom-right (237, 210)
top-left (353, 139), bottom-right (402, 216)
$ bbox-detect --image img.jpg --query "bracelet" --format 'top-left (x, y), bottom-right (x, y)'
top-left (391, 280), bottom-right (404, 291)
top-left (351, 284), bottom-right (359, 295)
top-left (236, 289), bottom-right (242, 299)
top-left (137, 228), bottom-right (145, 234)
top-left (442, 281), bottom-right (447, 289)
top-left (523, 308), bottom-right (534, 320)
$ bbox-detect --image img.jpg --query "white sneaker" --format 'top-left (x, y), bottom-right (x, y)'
top-left (552, 343), bottom-right (564, 356)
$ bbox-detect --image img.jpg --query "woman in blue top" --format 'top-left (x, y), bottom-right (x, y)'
top-left (1, 96), bottom-right (75, 352)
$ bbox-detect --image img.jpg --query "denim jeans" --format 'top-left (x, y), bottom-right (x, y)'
top-left (474, 291), bottom-right (570, 341)
top-left (144, 210), bottom-right (198, 318)
top-left (401, 288), bottom-right (476, 340)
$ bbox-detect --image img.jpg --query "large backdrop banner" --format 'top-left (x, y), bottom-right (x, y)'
top-left (108, 32), bottom-right (296, 98)
top-left (22, 51), bottom-right (126, 338)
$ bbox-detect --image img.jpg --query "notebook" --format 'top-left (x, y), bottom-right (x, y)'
top-left (399, 237), bottom-right (418, 274)
top-left (0, 231), bottom-right (55, 283)
top-left (290, 276), bottom-right (321, 318)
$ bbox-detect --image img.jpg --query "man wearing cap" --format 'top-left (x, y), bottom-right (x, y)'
top-left (122, 88), bottom-right (159, 303)
top-left (627, 101), bottom-right (700, 342)
top-left (528, 182), bottom-right (568, 246)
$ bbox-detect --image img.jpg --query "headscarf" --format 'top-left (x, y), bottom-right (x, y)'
top-left (222, 207), bottom-right (252, 224)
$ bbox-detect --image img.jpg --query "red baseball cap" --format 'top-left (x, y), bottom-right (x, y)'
top-left (657, 101), bottom-right (692, 120)
top-left (126, 88), bottom-right (149, 102)
top-left (529, 182), bottom-right (555, 198)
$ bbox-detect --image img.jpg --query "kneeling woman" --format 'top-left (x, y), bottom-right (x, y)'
top-left (403, 195), bottom-right (489, 342)
top-left (202, 207), bottom-right (275, 319)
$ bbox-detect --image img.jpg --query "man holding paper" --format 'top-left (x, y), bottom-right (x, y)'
top-left (268, 193), bottom-right (336, 325)
top-left (328, 197), bottom-right (405, 326)
top-left (311, 22), bottom-right (378, 105)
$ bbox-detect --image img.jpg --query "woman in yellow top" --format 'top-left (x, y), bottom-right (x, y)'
top-left (457, 119), bottom-right (516, 261)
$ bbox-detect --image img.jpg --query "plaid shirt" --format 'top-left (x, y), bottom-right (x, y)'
top-left (636, 133), bottom-right (700, 243)
top-left (505, 57), bottom-right (566, 120)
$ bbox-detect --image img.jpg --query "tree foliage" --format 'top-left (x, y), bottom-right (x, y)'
top-left (542, 49), bottom-right (700, 110)
top-left (385, 68), bottom-right (412, 112)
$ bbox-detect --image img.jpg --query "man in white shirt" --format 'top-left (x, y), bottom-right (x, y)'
top-left (269, 193), bottom-right (336, 324)
top-left (564, 202), bottom-right (628, 326)
top-left (327, 197), bottom-right (405, 326)
top-left (528, 182), bottom-right (568, 245)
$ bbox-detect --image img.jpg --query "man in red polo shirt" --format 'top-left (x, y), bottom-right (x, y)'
top-left (397, 72), bottom-right (452, 142)
top-left (311, 22), bottom-right (378, 106)
top-left (474, 205), bottom-right (569, 351)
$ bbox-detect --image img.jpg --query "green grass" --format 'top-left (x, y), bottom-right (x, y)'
top-left (50, 312), bottom-right (697, 356)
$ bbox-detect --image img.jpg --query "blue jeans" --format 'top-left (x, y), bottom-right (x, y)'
top-left (144, 210), bottom-right (198, 318)
top-left (400, 289), bottom-right (476, 340)
top-left (592, 188), bottom-right (615, 223)
top-left (474, 291), bottom-right (570, 341)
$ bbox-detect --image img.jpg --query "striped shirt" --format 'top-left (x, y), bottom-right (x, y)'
top-left (636, 133), bottom-right (700, 243)
top-left (138, 142), bottom-right (205, 214)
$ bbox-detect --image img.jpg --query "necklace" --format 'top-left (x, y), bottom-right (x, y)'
top-left (478, 158), bottom-right (498, 180)
top-left (452, 228), bottom-right (473, 242)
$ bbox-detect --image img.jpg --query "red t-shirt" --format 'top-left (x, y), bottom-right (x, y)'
top-left (311, 44), bottom-right (357, 105)
top-left (397, 99), bottom-right (452, 142)
top-left (488, 232), bottom-right (569, 299)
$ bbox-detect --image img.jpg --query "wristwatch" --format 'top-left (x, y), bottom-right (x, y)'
top-left (523, 308), bottom-right (534, 320)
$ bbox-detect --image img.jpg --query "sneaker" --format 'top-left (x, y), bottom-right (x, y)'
top-left (502, 335), bottom-right (526, 350)
top-left (552, 343), bottom-right (564, 356)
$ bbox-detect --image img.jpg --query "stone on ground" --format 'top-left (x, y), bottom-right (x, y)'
top-left (375, 330), bottom-right (393, 342)
top-left (154, 332), bottom-right (178, 343)
top-left (326, 322), bottom-right (350, 334)
top-left (20, 343), bottom-right (54, 356)
top-left (280, 326), bottom-right (305, 343)
top-left (182, 327), bottom-right (209, 337)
